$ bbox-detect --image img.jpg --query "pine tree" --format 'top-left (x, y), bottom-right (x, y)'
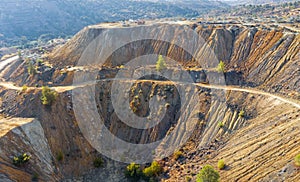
top-left (156, 55), bottom-right (166, 72)
top-left (197, 165), bottom-right (220, 182)
top-left (217, 61), bottom-right (225, 73)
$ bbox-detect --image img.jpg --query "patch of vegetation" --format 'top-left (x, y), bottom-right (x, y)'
top-left (173, 150), bottom-right (183, 160)
top-left (217, 159), bottom-right (226, 170)
top-left (218, 121), bottom-right (224, 128)
top-left (41, 86), bottom-right (57, 105)
top-left (37, 59), bottom-right (43, 64)
top-left (217, 61), bottom-right (225, 73)
top-left (238, 110), bottom-right (245, 118)
top-left (185, 176), bottom-right (192, 182)
top-left (13, 153), bottom-right (30, 166)
top-left (17, 50), bottom-right (22, 59)
top-left (130, 95), bottom-right (141, 113)
top-left (27, 61), bottom-right (37, 75)
top-left (295, 154), bottom-right (300, 167)
top-left (21, 85), bottom-right (28, 92)
top-left (31, 173), bottom-right (39, 181)
top-left (93, 157), bottom-right (104, 168)
top-left (196, 165), bottom-right (220, 182)
top-left (138, 89), bottom-right (143, 94)
top-left (143, 161), bottom-right (162, 178)
top-left (0, 0), bottom-right (202, 47)
top-left (156, 55), bottom-right (166, 72)
top-left (56, 151), bottom-right (63, 161)
top-left (125, 163), bottom-right (142, 179)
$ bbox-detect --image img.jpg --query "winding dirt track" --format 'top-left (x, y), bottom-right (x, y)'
top-left (0, 55), bottom-right (299, 109)
top-left (0, 78), bottom-right (299, 109)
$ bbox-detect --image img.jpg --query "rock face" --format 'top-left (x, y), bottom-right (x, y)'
top-left (49, 24), bottom-right (299, 94)
top-left (0, 118), bottom-right (57, 181)
top-left (0, 23), bottom-right (299, 181)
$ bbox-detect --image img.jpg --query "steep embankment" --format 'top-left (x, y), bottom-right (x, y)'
top-left (49, 24), bottom-right (300, 96)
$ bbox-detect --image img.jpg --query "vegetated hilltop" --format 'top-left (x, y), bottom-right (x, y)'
top-left (223, 0), bottom-right (298, 5)
top-left (219, 1), bottom-right (300, 16)
top-left (0, 0), bottom-right (228, 47)
top-left (0, 21), bottom-right (299, 181)
top-left (207, 1), bottom-right (300, 24)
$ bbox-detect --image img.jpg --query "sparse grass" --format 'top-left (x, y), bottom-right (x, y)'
top-left (218, 159), bottom-right (226, 170)
top-left (93, 157), bottom-right (104, 168)
top-left (295, 154), bottom-right (300, 167)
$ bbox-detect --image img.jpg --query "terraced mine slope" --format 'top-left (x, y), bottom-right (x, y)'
top-left (0, 22), bottom-right (299, 181)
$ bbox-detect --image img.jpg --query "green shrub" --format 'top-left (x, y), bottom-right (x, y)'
top-left (27, 62), bottom-right (36, 75)
top-left (185, 176), bottom-right (192, 182)
top-left (22, 85), bottom-right (28, 92)
top-left (217, 159), bottom-right (225, 170)
top-left (130, 95), bottom-right (140, 113)
top-left (156, 55), bottom-right (166, 72)
top-left (125, 163), bottom-right (142, 179)
top-left (143, 161), bottom-right (162, 178)
top-left (295, 154), bottom-right (300, 167)
top-left (217, 61), bottom-right (225, 73)
top-left (173, 150), bottom-right (183, 160)
top-left (41, 86), bottom-right (57, 105)
top-left (18, 50), bottom-right (22, 59)
top-left (13, 153), bottom-right (30, 166)
top-left (238, 110), bottom-right (245, 118)
top-left (93, 157), bottom-right (104, 168)
top-left (37, 59), bottom-right (43, 64)
top-left (149, 177), bottom-right (156, 182)
top-left (218, 121), bottom-right (224, 128)
top-left (31, 173), bottom-right (39, 181)
top-left (56, 151), bottom-right (63, 161)
top-left (196, 165), bottom-right (220, 182)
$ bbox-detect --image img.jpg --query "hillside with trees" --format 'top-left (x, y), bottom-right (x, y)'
top-left (0, 0), bottom-right (227, 47)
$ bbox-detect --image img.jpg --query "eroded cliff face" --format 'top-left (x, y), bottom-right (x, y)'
top-left (0, 118), bottom-right (57, 181)
top-left (49, 24), bottom-right (299, 95)
top-left (0, 23), bottom-right (299, 181)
